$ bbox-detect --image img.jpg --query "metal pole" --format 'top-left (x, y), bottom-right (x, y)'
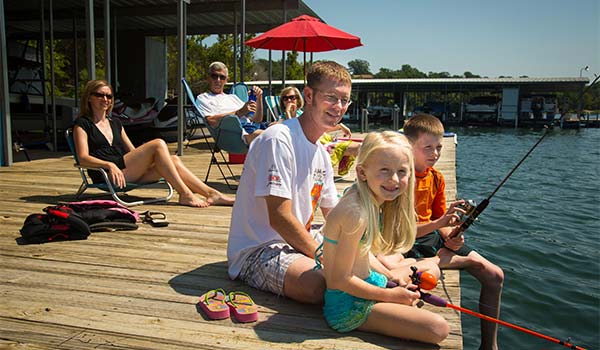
top-left (112, 15), bottom-right (118, 89)
top-left (85, 0), bottom-right (96, 80)
top-left (177, 0), bottom-right (188, 156)
top-left (104, 0), bottom-right (111, 86)
top-left (268, 50), bottom-right (272, 96)
top-left (240, 0), bottom-right (246, 81)
top-left (73, 15), bottom-right (79, 107)
top-left (281, 5), bottom-right (286, 87)
top-left (361, 108), bottom-right (369, 133)
top-left (49, 0), bottom-right (57, 151)
top-left (0, 0), bottom-right (13, 165)
top-left (233, 8), bottom-right (237, 83)
top-left (40, 0), bottom-right (48, 127)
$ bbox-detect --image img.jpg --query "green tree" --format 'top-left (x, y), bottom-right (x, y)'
top-left (374, 64), bottom-right (427, 78)
top-left (285, 51), bottom-right (304, 80)
top-left (428, 71), bottom-right (451, 78)
top-left (254, 51), bottom-right (304, 81)
top-left (347, 59), bottom-right (371, 75)
top-left (463, 71), bottom-right (481, 78)
top-left (167, 34), bottom-right (256, 93)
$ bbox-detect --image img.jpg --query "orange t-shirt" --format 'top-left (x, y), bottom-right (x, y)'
top-left (415, 167), bottom-right (446, 223)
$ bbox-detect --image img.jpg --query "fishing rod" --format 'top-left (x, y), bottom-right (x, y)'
top-left (407, 267), bottom-right (587, 350)
top-left (448, 126), bottom-right (549, 239)
top-left (449, 74), bottom-right (599, 239)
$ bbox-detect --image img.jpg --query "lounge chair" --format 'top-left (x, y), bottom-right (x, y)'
top-left (181, 78), bottom-right (247, 190)
top-left (264, 95), bottom-right (282, 122)
top-left (65, 128), bottom-right (174, 207)
top-left (230, 82), bottom-right (249, 103)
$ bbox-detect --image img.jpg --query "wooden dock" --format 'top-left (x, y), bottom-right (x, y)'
top-left (0, 131), bottom-right (462, 349)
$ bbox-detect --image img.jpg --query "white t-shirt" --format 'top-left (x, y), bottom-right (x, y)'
top-left (227, 118), bottom-right (339, 279)
top-left (196, 92), bottom-right (252, 124)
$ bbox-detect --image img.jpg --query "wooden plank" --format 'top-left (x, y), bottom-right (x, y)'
top-left (0, 135), bottom-right (462, 350)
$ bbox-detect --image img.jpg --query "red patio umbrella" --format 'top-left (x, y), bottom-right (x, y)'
top-left (245, 15), bottom-right (362, 81)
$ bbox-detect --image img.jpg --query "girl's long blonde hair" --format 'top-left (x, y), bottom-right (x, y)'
top-left (353, 131), bottom-right (417, 255)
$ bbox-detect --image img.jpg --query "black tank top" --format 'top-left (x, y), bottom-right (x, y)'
top-left (74, 116), bottom-right (128, 183)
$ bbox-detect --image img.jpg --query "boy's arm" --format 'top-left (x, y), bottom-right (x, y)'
top-left (419, 200), bottom-right (465, 237)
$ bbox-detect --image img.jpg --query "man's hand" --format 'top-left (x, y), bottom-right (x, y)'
top-left (338, 123), bottom-right (352, 138)
top-left (251, 85), bottom-right (263, 98)
top-left (205, 115), bottom-right (220, 127)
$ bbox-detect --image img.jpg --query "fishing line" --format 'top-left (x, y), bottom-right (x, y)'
top-left (450, 74), bottom-right (599, 238)
top-left (449, 126), bottom-right (550, 239)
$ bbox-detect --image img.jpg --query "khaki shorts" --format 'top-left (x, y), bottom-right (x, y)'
top-left (238, 226), bottom-right (323, 296)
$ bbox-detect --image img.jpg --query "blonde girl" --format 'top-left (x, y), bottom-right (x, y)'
top-left (319, 131), bottom-right (449, 343)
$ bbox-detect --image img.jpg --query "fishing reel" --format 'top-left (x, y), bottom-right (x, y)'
top-left (409, 266), bottom-right (438, 291)
top-left (456, 199), bottom-right (477, 223)
top-left (385, 266), bottom-right (438, 291)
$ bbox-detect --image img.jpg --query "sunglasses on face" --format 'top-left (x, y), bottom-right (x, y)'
top-left (210, 73), bottom-right (227, 81)
top-left (282, 95), bottom-right (298, 101)
top-left (92, 92), bottom-right (113, 99)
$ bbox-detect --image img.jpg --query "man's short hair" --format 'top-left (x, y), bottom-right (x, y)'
top-left (208, 61), bottom-right (228, 75)
top-left (306, 61), bottom-right (352, 90)
top-left (403, 114), bottom-right (444, 142)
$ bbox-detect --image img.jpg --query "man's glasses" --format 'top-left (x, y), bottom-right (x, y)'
top-left (316, 90), bottom-right (352, 108)
top-left (210, 73), bottom-right (227, 81)
top-left (92, 92), bottom-right (113, 99)
top-left (282, 95), bottom-right (298, 101)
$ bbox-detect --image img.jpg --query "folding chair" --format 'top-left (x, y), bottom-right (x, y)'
top-left (230, 82), bottom-right (249, 102)
top-left (264, 95), bottom-right (283, 122)
top-left (65, 128), bottom-right (174, 207)
top-left (181, 78), bottom-right (248, 190)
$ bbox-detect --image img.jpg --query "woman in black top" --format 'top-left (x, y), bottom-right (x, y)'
top-left (73, 79), bottom-right (234, 207)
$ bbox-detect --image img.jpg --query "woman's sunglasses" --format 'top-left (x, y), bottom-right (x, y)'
top-left (92, 92), bottom-right (113, 99)
top-left (282, 95), bottom-right (298, 101)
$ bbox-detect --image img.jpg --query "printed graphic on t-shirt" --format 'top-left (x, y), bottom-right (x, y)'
top-left (304, 168), bottom-right (325, 231)
top-left (267, 165), bottom-right (282, 187)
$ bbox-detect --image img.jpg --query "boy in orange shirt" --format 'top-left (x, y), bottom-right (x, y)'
top-left (382, 114), bottom-right (504, 350)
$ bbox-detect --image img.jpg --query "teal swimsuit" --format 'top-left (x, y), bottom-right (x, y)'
top-left (315, 236), bottom-right (388, 332)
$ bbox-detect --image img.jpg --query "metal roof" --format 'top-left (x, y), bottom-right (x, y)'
top-left (250, 77), bottom-right (589, 94)
top-left (5, 0), bottom-right (320, 39)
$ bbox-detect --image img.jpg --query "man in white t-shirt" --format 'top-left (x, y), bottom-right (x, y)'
top-left (196, 61), bottom-right (265, 144)
top-left (227, 61), bottom-right (353, 304)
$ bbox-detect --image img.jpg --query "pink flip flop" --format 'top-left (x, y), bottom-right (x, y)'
top-left (198, 289), bottom-right (230, 320)
top-left (225, 291), bottom-right (258, 323)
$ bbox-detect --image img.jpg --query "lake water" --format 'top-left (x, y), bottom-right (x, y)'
top-left (448, 126), bottom-right (600, 349)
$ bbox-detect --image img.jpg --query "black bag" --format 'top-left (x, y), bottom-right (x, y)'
top-left (18, 200), bottom-right (139, 245)
top-left (19, 211), bottom-right (90, 244)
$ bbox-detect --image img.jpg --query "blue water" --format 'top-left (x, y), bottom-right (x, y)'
top-left (450, 127), bottom-right (600, 349)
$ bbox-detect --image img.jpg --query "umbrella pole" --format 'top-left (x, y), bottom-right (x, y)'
top-left (303, 38), bottom-right (307, 85)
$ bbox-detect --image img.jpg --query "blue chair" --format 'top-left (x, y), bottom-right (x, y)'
top-left (182, 78), bottom-right (248, 189)
top-left (230, 82), bottom-right (249, 103)
top-left (65, 128), bottom-right (173, 207)
top-left (264, 95), bottom-right (283, 122)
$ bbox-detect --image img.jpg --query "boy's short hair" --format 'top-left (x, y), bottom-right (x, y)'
top-left (403, 114), bottom-right (444, 142)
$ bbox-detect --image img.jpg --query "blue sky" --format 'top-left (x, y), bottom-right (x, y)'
top-left (287, 0), bottom-right (599, 78)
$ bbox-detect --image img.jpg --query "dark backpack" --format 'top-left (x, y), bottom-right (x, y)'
top-left (18, 200), bottom-right (139, 245)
